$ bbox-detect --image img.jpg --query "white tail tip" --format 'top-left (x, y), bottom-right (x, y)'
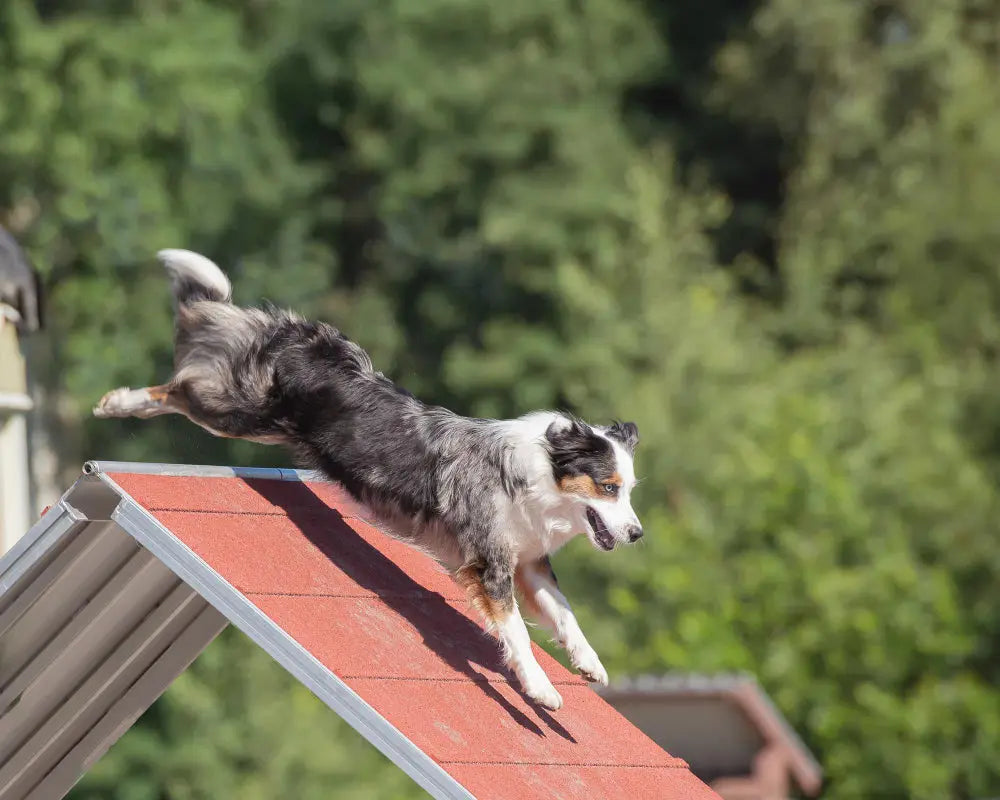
top-left (157, 248), bottom-right (231, 303)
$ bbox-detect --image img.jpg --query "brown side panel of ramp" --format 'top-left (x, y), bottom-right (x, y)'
top-left (111, 473), bottom-right (719, 800)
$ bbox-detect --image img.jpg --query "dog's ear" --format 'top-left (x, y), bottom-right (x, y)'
top-left (606, 421), bottom-right (639, 455)
top-left (545, 417), bottom-right (591, 450)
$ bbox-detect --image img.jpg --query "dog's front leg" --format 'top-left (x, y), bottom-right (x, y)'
top-left (516, 557), bottom-right (608, 686)
top-left (455, 559), bottom-right (563, 710)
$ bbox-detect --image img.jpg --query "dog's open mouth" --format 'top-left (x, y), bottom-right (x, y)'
top-left (586, 507), bottom-right (615, 551)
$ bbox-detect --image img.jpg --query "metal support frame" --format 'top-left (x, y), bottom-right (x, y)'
top-left (0, 463), bottom-right (475, 800)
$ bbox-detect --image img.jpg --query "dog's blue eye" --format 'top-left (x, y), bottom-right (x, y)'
top-left (602, 483), bottom-right (618, 495)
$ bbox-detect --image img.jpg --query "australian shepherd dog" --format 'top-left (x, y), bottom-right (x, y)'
top-left (94, 249), bottom-right (643, 710)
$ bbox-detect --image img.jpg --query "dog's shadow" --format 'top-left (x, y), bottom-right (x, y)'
top-left (250, 479), bottom-right (576, 742)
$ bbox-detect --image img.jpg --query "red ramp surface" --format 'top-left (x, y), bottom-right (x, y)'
top-left (1, 463), bottom-right (719, 799)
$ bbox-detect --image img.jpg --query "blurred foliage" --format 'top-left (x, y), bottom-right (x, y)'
top-left (3, 0), bottom-right (999, 797)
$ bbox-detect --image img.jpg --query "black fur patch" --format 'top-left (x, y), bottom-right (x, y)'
top-left (544, 419), bottom-right (617, 485)
top-left (606, 420), bottom-right (639, 455)
top-left (540, 555), bottom-right (558, 586)
top-left (275, 324), bottom-right (523, 518)
top-left (172, 276), bottom-right (226, 306)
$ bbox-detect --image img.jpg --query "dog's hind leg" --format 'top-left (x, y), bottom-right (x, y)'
top-left (455, 558), bottom-right (563, 711)
top-left (516, 557), bottom-right (608, 686)
top-left (93, 385), bottom-right (184, 419)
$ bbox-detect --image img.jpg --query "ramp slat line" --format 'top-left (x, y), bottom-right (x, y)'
top-left (26, 604), bottom-right (227, 800)
top-left (0, 522), bottom-right (118, 640)
top-left (0, 506), bottom-right (86, 613)
top-left (0, 548), bottom-right (161, 708)
top-left (0, 584), bottom-right (203, 799)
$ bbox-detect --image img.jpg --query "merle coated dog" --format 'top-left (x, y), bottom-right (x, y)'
top-left (94, 249), bottom-right (643, 709)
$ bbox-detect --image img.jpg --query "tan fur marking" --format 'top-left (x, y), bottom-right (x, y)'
top-left (454, 563), bottom-right (513, 631)
top-left (146, 384), bottom-right (192, 414)
top-left (557, 472), bottom-right (622, 499)
top-left (557, 475), bottom-right (601, 498)
top-left (147, 385), bottom-right (171, 403)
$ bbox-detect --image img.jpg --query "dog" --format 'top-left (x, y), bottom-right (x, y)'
top-left (94, 249), bottom-right (643, 710)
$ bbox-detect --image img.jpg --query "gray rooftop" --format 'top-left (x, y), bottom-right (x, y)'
top-left (0, 227), bottom-right (41, 332)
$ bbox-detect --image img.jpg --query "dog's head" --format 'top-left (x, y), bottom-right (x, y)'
top-left (545, 417), bottom-right (642, 551)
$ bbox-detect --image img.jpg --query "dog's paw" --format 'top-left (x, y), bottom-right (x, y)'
top-left (525, 680), bottom-right (564, 711)
top-left (571, 646), bottom-right (608, 687)
top-left (517, 667), bottom-right (563, 710)
top-left (93, 387), bottom-right (133, 418)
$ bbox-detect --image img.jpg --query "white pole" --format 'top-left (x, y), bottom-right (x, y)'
top-left (0, 410), bottom-right (31, 553)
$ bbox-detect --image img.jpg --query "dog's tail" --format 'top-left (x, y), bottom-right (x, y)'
top-left (158, 249), bottom-right (232, 306)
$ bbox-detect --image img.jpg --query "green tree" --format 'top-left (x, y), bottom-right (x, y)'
top-left (0, 3), bottom-right (420, 797)
top-left (527, 161), bottom-right (1000, 799)
top-left (266, 0), bottom-right (665, 410)
top-left (1, 0), bottom-right (330, 482)
top-left (4, 0), bottom-right (999, 797)
top-left (712, 1), bottom-right (1000, 354)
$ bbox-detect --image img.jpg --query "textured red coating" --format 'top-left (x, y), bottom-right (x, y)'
top-left (447, 764), bottom-right (719, 800)
top-left (110, 472), bottom-right (720, 800)
top-left (246, 594), bottom-right (574, 684)
top-left (151, 510), bottom-right (464, 600)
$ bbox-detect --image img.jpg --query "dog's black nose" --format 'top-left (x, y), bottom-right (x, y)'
top-left (627, 525), bottom-right (643, 543)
